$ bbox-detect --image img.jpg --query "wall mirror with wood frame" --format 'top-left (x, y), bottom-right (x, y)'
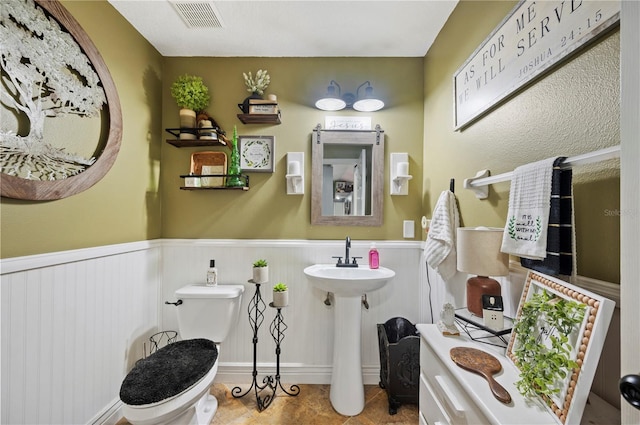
top-left (311, 125), bottom-right (384, 226)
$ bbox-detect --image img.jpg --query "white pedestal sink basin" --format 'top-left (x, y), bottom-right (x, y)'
top-left (303, 264), bottom-right (395, 416)
top-left (303, 264), bottom-right (395, 296)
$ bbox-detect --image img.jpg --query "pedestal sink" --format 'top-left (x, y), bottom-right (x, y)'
top-left (303, 264), bottom-right (395, 416)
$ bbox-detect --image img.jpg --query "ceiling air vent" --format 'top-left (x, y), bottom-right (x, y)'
top-left (170, 1), bottom-right (224, 28)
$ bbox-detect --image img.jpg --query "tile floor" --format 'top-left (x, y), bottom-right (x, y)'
top-left (118, 383), bottom-right (419, 425)
top-left (211, 383), bottom-right (418, 425)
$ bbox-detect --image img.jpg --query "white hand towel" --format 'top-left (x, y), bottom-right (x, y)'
top-left (425, 190), bottom-right (460, 280)
top-left (501, 157), bottom-right (557, 260)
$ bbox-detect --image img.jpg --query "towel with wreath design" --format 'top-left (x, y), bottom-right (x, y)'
top-left (501, 157), bottom-right (559, 260)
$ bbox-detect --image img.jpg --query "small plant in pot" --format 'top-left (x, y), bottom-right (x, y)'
top-left (272, 282), bottom-right (288, 307)
top-left (252, 259), bottom-right (268, 283)
top-left (170, 74), bottom-right (211, 139)
top-left (238, 69), bottom-right (271, 113)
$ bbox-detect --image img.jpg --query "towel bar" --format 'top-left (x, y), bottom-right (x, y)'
top-left (464, 145), bottom-right (620, 199)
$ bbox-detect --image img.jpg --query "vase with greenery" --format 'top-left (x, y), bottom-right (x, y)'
top-left (272, 282), bottom-right (288, 307)
top-left (252, 258), bottom-right (268, 283)
top-left (226, 126), bottom-right (244, 188)
top-left (238, 69), bottom-right (270, 113)
top-left (170, 74), bottom-right (211, 138)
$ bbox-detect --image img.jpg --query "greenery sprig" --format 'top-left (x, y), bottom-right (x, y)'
top-left (512, 289), bottom-right (585, 399)
top-left (507, 216), bottom-right (517, 240)
top-left (243, 69), bottom-right (270, 95)
top-left (534, 216), bottom-right (543, 241)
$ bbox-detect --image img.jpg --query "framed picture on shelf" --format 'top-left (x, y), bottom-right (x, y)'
top-left (239, 135), bottom-right (275, 172)
top-left (333, 180), bottom-right (353, 203)
top-left (505, 271), bottom-right (615, 424)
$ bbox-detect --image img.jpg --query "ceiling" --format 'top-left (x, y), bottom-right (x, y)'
top-left (108, 1), bottom-right (459, 57)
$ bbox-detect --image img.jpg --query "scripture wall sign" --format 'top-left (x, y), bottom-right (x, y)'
top-left (453, 0), bottom-right (620, 130)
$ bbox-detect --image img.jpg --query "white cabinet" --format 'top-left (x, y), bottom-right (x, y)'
top-left (417, 324), bottom-right (620, 425)
top-left (417, 324), bottom-right (556, 425)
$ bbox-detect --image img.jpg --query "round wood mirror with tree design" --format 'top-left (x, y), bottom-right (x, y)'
top-left (0, 0), bottom-right (122, 200)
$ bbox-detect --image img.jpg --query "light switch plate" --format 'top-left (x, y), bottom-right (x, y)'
top-left (403, 220), bottom-right (415, 238)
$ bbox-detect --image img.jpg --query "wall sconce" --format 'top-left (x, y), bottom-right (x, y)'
top-left (390, 153), bottom-right (412, 195)
top-left (286, 152), bottom-right (304, 195)
top-left (315, 80), bottom-right (384, 112)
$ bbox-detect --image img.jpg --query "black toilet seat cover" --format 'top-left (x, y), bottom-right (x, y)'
top-left (120, 338), bottom-right (218, 405)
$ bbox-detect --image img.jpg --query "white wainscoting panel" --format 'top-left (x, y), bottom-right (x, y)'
top-left (160, 239), bottom-right (422, 385)
top-left (1, 242), bottom-right (160, 425)
top-left (2, 238), bottom-right (618, 425)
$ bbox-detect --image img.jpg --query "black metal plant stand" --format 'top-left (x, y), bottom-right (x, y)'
top-left (268, 303), bottom-right (301, 398)
top-left (231, 281), bottom-right (300, 411)
top-left (232, 280), bottom-right (276, 411)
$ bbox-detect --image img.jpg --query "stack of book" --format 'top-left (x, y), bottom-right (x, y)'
top-left (248, 98), bottom-right (278, 115)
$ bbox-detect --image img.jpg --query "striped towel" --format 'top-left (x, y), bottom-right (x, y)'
top-left (521, 158), bottom-right (573, 275)
top-left (425, 190), bottom-right (460, 280)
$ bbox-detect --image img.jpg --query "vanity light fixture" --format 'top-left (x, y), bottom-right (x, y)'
top-left (315, 80), bottom-right (384, 112)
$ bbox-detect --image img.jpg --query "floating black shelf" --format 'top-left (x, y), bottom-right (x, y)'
top-left (165, 128), bottom-right (228, 147)
top-left (179, 173), bottom-right (249, 191)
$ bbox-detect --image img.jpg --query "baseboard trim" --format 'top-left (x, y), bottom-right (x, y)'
top-left (215, 363), bottom-right (382, 386)
top-left (89, 398), bottom-right (123, 425)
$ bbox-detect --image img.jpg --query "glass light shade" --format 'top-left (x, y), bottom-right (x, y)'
top-left (315, 97), bottom-right (346, 111)
top-left (353, 84), bottom-right (384, 112)
top-left (456, 227), bottom-right (509, 276)
top-left (353, 98), bottom-right (384, 112)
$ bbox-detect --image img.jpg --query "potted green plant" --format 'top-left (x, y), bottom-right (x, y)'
top-left (170, 74), bottom-right (211, 139)
top-left (272, 282), bottom-right (288, 307)
top-left (252, 259), bottom-right (268, 283)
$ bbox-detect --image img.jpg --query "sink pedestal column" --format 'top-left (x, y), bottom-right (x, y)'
top-left (330, 295), bottom-right (365, 416)
top-left (303, 264), bottom-right (395, 416)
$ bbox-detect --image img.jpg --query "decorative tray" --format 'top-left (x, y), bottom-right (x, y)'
top-left (190, 151), bottom-right (227, 187)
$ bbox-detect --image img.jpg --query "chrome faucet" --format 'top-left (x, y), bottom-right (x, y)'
top-left (334, 236), bottom-right (360, 267)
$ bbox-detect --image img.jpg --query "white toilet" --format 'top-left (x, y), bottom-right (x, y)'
top-left (120, 284), bottom-right (245, 425)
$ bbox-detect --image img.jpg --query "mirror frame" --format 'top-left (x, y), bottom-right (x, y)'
top-left (311, 125), bottom-right (384, 226)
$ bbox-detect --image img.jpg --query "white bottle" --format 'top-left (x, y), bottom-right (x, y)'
top-left (206, 259), bottom-right (218, 286)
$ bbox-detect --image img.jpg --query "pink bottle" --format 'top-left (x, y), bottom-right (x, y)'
top-left (369, 243), bottom-right (379, 269)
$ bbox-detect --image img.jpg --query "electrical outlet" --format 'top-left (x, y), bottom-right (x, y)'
top-left (484, 310), bottom-right (504, 330)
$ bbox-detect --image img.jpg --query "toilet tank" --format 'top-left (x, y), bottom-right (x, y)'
top-left (175, 284), bottom-right (245, 342)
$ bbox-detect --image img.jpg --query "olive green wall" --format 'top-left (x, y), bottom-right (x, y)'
top-left (423, 1), bottom-right (620, 283)
top-left (161, 58), bottom-right (425, 241)
top-left (1, 1), bottom-right (621, 285)
top-left (0, 1), bottom-right (164, 258)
